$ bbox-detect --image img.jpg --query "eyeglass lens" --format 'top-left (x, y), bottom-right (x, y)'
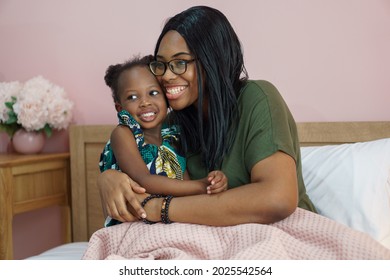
top-left (150, 59), bottom-right (193, 76)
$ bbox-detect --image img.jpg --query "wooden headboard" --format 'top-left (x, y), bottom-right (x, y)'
top-left (69, 121), bottom-right (390, 241)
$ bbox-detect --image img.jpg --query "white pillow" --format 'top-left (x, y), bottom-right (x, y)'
top-left (301, 138), bottom-right (390, 249)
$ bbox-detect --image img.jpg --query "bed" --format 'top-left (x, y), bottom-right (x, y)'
top-left (26, 121), bottom-right (390, 259)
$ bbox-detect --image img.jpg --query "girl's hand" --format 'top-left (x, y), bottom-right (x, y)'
top-left (97, 169), bottom-right (147, 222)
top-left (206, 170), bottom-right (228, 194)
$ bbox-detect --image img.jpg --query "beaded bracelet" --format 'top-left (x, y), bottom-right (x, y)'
top-left (161, 195), bottom-right (174, 224)
top-left (140, 194), bottom-right (163, 224)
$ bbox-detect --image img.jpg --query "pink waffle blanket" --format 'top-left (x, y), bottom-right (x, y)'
top-left (82, 208), bottom-right (390, 260)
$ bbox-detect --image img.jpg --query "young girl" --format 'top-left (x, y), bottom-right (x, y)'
top-left (100, 55), bottom-right (227, 225)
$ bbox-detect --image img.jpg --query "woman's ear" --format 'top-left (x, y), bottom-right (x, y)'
top-left (115, 103), bottom-right (122, 112)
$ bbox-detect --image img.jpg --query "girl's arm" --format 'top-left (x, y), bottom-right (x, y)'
top-left (111, 125), bottom-right (207, 196)
top-left (138, 151), bottom-right (298, 226)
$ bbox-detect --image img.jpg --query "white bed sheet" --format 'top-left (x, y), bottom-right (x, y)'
top-left (25, 242), bottom-right (88, 260)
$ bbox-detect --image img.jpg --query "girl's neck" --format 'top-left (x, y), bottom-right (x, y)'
top-left (143, 126), bottom-right (163, 146)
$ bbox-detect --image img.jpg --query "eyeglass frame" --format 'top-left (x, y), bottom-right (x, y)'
top-left (149, 58), bottom-right (196, 76)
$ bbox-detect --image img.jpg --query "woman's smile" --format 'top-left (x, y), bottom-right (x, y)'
top-left (164, 85), bottom-right (187, 100)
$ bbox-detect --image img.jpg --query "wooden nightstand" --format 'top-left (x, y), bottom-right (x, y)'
top-left (0, 153), bottom-right (71, 260)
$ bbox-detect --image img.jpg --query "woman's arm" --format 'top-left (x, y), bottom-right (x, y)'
top-left (140, 151), bottom-right (298, 226)
top-left (111, 125), bottom-right (208, 196)
top-left (97, 127), bottom-right (228, 223)
top-left (97, 169), bottom-right (146, 222)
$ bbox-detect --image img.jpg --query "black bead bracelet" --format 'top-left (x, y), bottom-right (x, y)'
top-left (140, 194), bottom-right (163, 224)
top-left (140, 194), bottom-right (174, 225)
top-left (161, 195), bottom-right (173, 224)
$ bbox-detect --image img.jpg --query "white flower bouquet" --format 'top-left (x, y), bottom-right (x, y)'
top-left (0, 76), bottom-right (74, 138)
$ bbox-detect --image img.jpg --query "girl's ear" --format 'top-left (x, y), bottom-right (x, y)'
top-left (115, 103), bottom-right (122, 112)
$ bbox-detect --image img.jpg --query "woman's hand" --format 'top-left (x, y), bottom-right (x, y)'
top-left (97, 169), bottom-right (147, 222)
top-left (206, 170), bottom-right (228, 194)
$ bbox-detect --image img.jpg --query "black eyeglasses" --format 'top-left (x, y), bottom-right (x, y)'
top-left (149, 59), bottom-right (195, 76)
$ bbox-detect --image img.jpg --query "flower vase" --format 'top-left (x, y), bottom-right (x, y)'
top-left (12, 129), bottom-right (45, 154)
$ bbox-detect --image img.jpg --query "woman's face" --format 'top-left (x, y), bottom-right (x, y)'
top-left (156, 30), bottom-right (199, 111)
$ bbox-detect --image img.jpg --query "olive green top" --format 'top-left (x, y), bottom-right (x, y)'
top-left (186, 80), bottom-right (317, 212)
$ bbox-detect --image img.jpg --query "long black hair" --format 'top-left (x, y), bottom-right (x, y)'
top-left (154, 6), bottom-right (248, 171)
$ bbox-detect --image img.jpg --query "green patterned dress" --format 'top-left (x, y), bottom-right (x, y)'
top-left (99, 110), bottom-right (186, 226)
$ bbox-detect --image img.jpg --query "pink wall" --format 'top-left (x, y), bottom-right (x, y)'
top-left (1, 0), bottom-right (389, 259)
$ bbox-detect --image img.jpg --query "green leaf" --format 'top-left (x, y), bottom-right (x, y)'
top-left (5, 96), bottom-right (17, 109)
top-left (43, 124), bottom-right (52, 138)
top-left (0, 123), bottom-right (20, 138)
top-left (5, 113), bottom-right (17, 124)
top-left (5, 101), bottom-right (13, 109)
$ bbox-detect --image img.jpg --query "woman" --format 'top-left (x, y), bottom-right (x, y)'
top-left (98, 6), bottom-right (317, 226)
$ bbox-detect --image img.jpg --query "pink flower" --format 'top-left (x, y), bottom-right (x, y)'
top-left (0, 76), bottom-right (73, 137)
top-left (0, 81), bottom-right (22, 122)
top-left (46, 85), bottom-right (73, 130)
top-left (13, 97), bottom-right (48, 131)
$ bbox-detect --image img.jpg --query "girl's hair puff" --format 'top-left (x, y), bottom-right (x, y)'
top-left (104, 54), bottom-right (154, 103)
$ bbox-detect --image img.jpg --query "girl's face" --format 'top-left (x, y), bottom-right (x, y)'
top-left (156, 30), bottom-right (199, 111)
top-left (116, 66), bottom-right (167, 130)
